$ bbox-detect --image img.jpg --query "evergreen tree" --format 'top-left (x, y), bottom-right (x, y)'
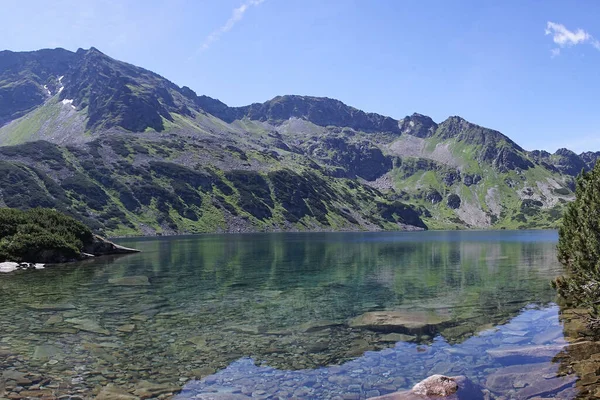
top-left (554, 163), bottom-right (600, 328)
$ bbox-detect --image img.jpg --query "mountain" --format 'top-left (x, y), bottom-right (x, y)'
top-left (0, 47), bottom-right (594, 235)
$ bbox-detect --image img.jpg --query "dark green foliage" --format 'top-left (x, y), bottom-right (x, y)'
top-left (149, 161), bottom-right (213, 191)
top-left (0, 208), bottom-right (93, 262)
top-left (553, 187), bottom-right (571, 196)
top-left (225, 171), bottom-right (273, 220)
top-left (520, 199), bottom-right (543, 216)
top-left (513, 213), bottom-right (527, 223)
top-left (376, 201), bottom-right (427, 229)
top-left (0, 141), bottom-right (66, 170)
top-left (447, 194), bottom-right (461, 209)
top-left (61, 173), bottom-right (109, 210)
top-left (269, 169), bottom-right (331, 224)
top-left (171, 181), bottom-right (203, 207)
top-left (106, 137), bottom-right (131, 157)
top-left (0, 162), bottom-right (58, 209)
top-left (554, 164), bottom-right (600, 329)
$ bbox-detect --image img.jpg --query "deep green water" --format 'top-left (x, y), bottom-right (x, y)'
top-left (0, 230), bottom-right (574, 399)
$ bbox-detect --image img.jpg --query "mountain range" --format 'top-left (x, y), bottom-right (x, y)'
top-left (0, 47), bottom-right (595, 235)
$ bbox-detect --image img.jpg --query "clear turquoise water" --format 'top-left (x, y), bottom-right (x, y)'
top-left (0, 230), bottom-right (573, 398)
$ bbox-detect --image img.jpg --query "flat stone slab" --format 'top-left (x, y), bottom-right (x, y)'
top-left (65, 318), bottom-right (110, 335)
top-left (96, 385), bottom-right (140, 400)
top-left (486, 344), bottom-right (565, 360)
top-left (27, 303), bottom-right (77, 311)
top-left (485, 363), bottom-right (576, 398)
top-left (349, 310), bottom-right (453, 334)
top-left (33, 344), bottom-right (63, 360)
top-left (108, 276), bottom-right (150, 286)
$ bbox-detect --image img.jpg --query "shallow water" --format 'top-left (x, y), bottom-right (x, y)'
top-left (0, 230), bottom-right (575, 398)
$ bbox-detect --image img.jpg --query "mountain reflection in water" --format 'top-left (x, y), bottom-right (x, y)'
top-left (0, 230), bottom-right (580, 399)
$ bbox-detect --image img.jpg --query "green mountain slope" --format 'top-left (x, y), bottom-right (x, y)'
top-left (0, 47), bottom-right (596, 234)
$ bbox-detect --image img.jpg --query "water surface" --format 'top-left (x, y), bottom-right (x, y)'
top-left (0, 230), bottom-right (572, 398)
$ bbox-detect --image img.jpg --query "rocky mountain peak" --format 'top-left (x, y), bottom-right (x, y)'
top-left (436, 116), bottom-right (523, 150)
top-left (398, 113), bottom-right (438, 138)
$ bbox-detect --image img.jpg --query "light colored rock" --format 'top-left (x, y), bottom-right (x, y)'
top-left (485, 363), bottom-right (576, 398)
top-left (369, 375), bottom-right (483, 400)
top-left (108, 276), bottom-right (150, 286)
top-left (132, 380), bottom-right (179, 398)
top-left (44, 314), bottom-right (64, 325)
top-left (0, 262), bottom-right (19, 273)
top-left (349, 310), bottom-right (453, 334)
top-left (116, 324), bottom-right (136, 333)
top-left (379, 333), bottom-right (417, 343)
top-left (32, 344), bottom-right (63, 360)
top-left (65, 318), bottom-right (110, 335)
top-left (413, 374), bottom-right (458, 397)
top-left (96, 385), bottom-right (139, 400)
top-left (486, 344), bottom-right (565, 360)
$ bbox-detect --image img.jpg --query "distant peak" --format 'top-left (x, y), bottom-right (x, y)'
top-left (75, 47), bottom-right (105, 56)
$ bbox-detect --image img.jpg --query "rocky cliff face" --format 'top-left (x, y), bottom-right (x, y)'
top-left (0, 47), bottom-right (596, 233)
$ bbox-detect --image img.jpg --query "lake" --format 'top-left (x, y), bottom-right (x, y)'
top-left (0, 230), bottom-right (582, 399)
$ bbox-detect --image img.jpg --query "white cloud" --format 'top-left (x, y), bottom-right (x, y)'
top-left (545, 21), bottom-right (600, 56)
top-left (199, 0), bottom-right (265, 52)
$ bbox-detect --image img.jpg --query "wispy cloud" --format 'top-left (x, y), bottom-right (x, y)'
top-left (545, 21), bottom-right (600, 56)
top-left (199, 0), bottom-right (265, 53)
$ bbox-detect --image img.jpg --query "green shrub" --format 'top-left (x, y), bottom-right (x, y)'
top-left (0, 208), bottom-right (93, 262)
top-left (554, 164), bottom-right (600, 330)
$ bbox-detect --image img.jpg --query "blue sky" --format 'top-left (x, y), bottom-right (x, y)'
top-left (2, 0), bottom-right (600, 152)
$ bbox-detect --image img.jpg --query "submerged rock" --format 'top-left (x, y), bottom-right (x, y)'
top-left (65, 318), bottom-right (110, 335)
top-left (485, 363), bottom-right (576, 398)
top-left (108, 276), bottom-right (150, 286)
top-left (369, 375), bottom-right (483, 399)
top-left (486, 344), bottom-right (565, 361)
top-left (96, 385), bottom-right (140, 400)
top-left (413, 374), bottom-right (458, 396)
top-left (32, 344), bottom-right (63, 360)
top-left (27, 303), bottom-right (76, 311)
top-left (349, 310), bottom-right (453, 335)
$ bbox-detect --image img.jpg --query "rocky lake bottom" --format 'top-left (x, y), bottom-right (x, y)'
top-left (1, 231), bottom-right (599, 399)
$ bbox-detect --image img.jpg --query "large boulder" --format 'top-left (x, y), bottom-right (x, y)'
top-left (369, 375), bottom-right (483, 399)
top-left (485, 363), bottom-right (576, 398)
top-left (349, 310), bottom-right (453, 335)
top-left (82, 235), bottom-right (140, 257)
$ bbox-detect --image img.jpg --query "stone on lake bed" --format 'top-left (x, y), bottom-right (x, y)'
top-left (65, 318), bottom-right (110, 335)
top-left (368, 375), bottom-right (484, 399)
top-left (486, 344), bottom-right (565, 360)
top-left (485, 363), bottom-right (576, 398)
top-left (108, 276), bottom-right (150, 286)
top-left (132, 380), bottom-right (180, 398)
top-left (379, 333), bottom-right (417, 343)
top-left (33, 344), bottom-right (63, 360)
top-left (96, 385), bottom-right (139, 400)
top-left (349, 310), bottom-right (453, 334)
top-left (116, 324), bottom-right (136, 333)
top-left (44, 314), bottom-right (64, 325)
top-left (297, 320), bottom-right (343, 333)
top-left (27, 303), bottom-right (77, 311)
